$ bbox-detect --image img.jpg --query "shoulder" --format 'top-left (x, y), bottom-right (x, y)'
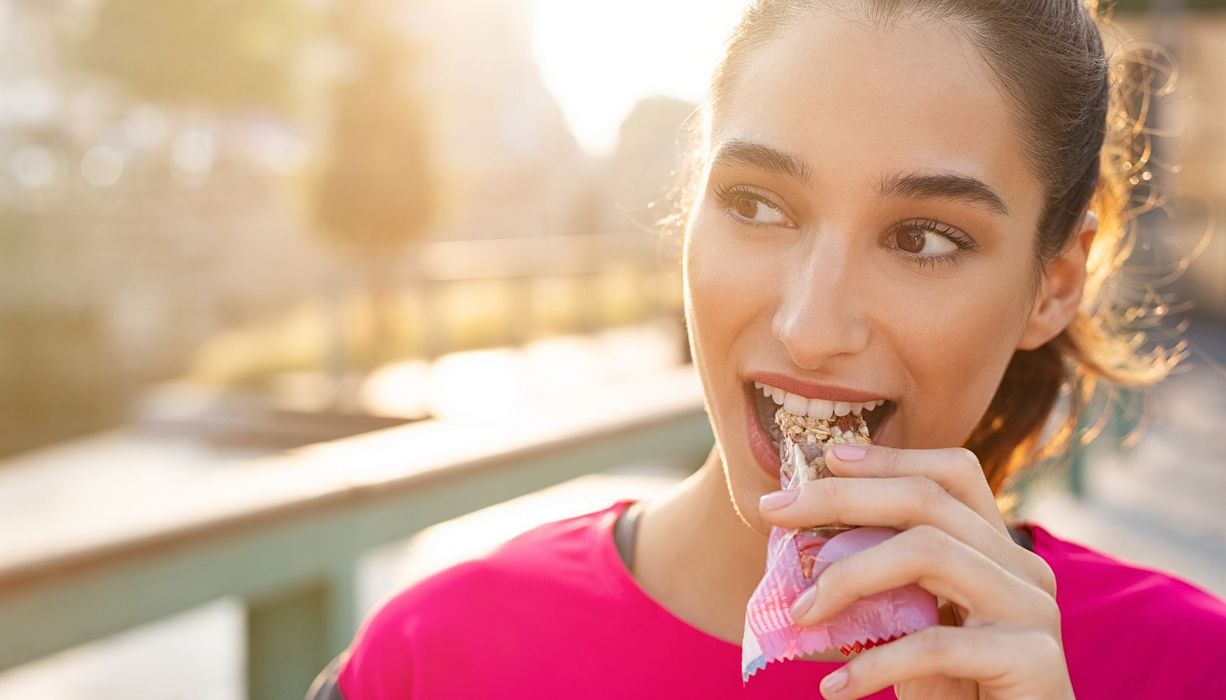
top-left (1026, 522), bottom-right (1226, 622)
top-left (330, 500), bottom-right (631, 699)
top-left (386, 498), bottom-right (628, 623)
top-left (1023, 522), bottom-right (1226, 697)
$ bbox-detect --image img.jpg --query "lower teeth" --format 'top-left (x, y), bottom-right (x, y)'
top-left (767, 421), bottom-right (784, 444)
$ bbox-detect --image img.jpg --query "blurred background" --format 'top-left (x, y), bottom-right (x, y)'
top-left (0, 0), bottom-right (1222, 697)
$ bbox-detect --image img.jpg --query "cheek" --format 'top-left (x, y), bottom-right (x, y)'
top-left (881, 269), bottom-right (1030, 447)
top-left (683, 219), bottom-right (774, 353)
top-left (684, 220), bottom-right (784, 519)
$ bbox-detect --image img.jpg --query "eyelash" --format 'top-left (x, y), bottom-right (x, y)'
top-left (893, 218), bottom-right (978, 269)
top-left (711, 183), bottom-right (978, 269)
top-left (712, 184), bottom-right (786, 225)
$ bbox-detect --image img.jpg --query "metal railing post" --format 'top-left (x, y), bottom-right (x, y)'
top-left (246, 563), bottom-right (356, 700)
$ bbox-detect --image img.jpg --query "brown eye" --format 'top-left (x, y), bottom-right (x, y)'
top-left (894, 228), bottom-right (926, 254)
top-left (733, 198), bottom-right (758, 219)
top-left (712, 184), bottom-right (791, 227)
top-left (886, 219), bottom-right (978, 269)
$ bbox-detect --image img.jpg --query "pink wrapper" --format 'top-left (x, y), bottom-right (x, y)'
top-left (741, 441), bottom-right (939, 683)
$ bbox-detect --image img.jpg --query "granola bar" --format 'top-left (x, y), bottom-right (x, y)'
top-left (775, 407), bottom-right (871, 577)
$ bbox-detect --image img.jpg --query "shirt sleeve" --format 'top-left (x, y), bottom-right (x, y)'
top-left (1148, 579), bottom-right (1226, 698)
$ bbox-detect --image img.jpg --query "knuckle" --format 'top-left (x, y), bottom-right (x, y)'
top-left (1023, 550), bottom-right (1058, 597)
top-left (1034, 588), bottom-right (1063, 629)
top-left (793, 479), bottom-right (818, 500)
top-left (951, 447), bottom-right (987, 481)
top-left (903, 523), bottom-right (946, 557)
top-left (1028, 630), bottom-right (1064, 667)
top-left (882, 446), bottom-right (903, 472)
top-left (911, 476), bottom-right (948, 509)
top-left (816, 561), bottom-right (842, 597)
top-left (801, 479), bottom-right (842, 521)
top-left (812, 476), bottom-right (839, 501)
top-left (1037, 559), bottom-right (1058, 596)
top-left (913, 625), bottom-right (957, 663)
top-left (952, 446), bottom-right (981, 470)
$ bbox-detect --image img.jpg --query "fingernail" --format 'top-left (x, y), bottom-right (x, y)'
top-left (759, 489), bottom-right (798, 510)
top-left (821, 668), bottom-right (848, 695)
top-left (831, 444), bottom-right (868, 461)
top-left (789, 585), bottom-right (817, 619)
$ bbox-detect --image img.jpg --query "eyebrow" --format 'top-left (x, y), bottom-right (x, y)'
top-left (713, 139), bottom-right (814, 188)
top-left (711, 139), bottom-right (1010, 216)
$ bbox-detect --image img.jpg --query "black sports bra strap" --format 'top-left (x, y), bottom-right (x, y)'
top-left (1009, 523), bottom-right (1034, 552)
top-left (613, 501), bottom-right (643, 572)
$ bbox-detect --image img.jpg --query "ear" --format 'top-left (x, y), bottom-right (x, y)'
top-left (1017, 210), bottom-right (1099, 351)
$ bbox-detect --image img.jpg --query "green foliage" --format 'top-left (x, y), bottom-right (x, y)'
top-left (72, 0), bottom-right (314, 112)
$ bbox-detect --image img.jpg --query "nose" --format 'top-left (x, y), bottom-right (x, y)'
top-left (771, 233), bottom-right (871, 369)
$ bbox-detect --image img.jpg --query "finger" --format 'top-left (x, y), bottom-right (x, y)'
top-left (821, 444), bottom-right (1058, 594)
top-left (791, 524), bottom-right (1059, 629)
top-left (819, 624), bottom-right (1065, 700)
top-left (824, 444), bottom-right (1006, 537)
top-left (759, 475), bottom-right (1029, 578)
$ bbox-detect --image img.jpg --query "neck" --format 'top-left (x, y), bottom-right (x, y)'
top-left (634, 448), bottom-right (768, 643)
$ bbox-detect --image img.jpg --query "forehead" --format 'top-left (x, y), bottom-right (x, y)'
top-left (712, 10), bottom-right (1041, 219)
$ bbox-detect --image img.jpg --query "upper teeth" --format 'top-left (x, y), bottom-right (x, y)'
top-left (754, 382), bottom-right (886, 420)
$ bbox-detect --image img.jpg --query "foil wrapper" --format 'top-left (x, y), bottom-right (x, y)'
top-left (741, 436), bottom-right (940, 683)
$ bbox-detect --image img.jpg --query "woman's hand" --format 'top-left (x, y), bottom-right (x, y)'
top-left (757, 444), bottom-right (1075, 700)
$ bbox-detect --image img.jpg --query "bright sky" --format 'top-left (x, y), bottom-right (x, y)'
top-left (530, 0), bottom-right (750, 157)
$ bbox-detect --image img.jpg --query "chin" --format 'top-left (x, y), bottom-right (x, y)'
top-left (712, 441), bottom-right (782, 539)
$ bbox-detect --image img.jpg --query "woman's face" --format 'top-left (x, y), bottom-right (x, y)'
top-left (684, 11), bottom-right (1048, 534)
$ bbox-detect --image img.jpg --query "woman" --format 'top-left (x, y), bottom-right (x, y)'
top-left (311, 1), bottom-right (1226, 698)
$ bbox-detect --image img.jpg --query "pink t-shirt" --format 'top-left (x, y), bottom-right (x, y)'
top-left (323, 499), bottom-right (1226, 699)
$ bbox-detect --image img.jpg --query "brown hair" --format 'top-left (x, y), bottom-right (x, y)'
top-left (660, 0), bottom-right (1188, 509)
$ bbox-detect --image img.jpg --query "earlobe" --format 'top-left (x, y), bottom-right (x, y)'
top-left (1016, 281), bottom-right (1052, 351)
top-left (1016, 211), bottom-right (1099, 351)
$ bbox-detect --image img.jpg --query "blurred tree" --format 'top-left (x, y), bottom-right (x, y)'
top-left (311, 0), bottom-right (437, 376)
top-left (72, 0), bottom-right (313, 112)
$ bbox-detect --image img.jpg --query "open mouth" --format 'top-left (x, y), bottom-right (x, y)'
top-left (744, 381), bottom-right (897, 451)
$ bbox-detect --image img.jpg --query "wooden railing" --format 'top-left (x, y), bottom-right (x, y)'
top-left (0, 367), bottom-right (711, 698)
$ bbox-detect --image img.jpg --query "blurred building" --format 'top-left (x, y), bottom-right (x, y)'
top-left (604, 94), bottom-right (699, 236)
top-left (405, 0), bottom-right (601, 240)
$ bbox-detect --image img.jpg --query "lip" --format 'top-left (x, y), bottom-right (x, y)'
top-left (743, 382), bottom-right (896, 480)
top-left (746, 371), bottom-right (890, 404)
top-left (745, 391), bottom-right (783, 479)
